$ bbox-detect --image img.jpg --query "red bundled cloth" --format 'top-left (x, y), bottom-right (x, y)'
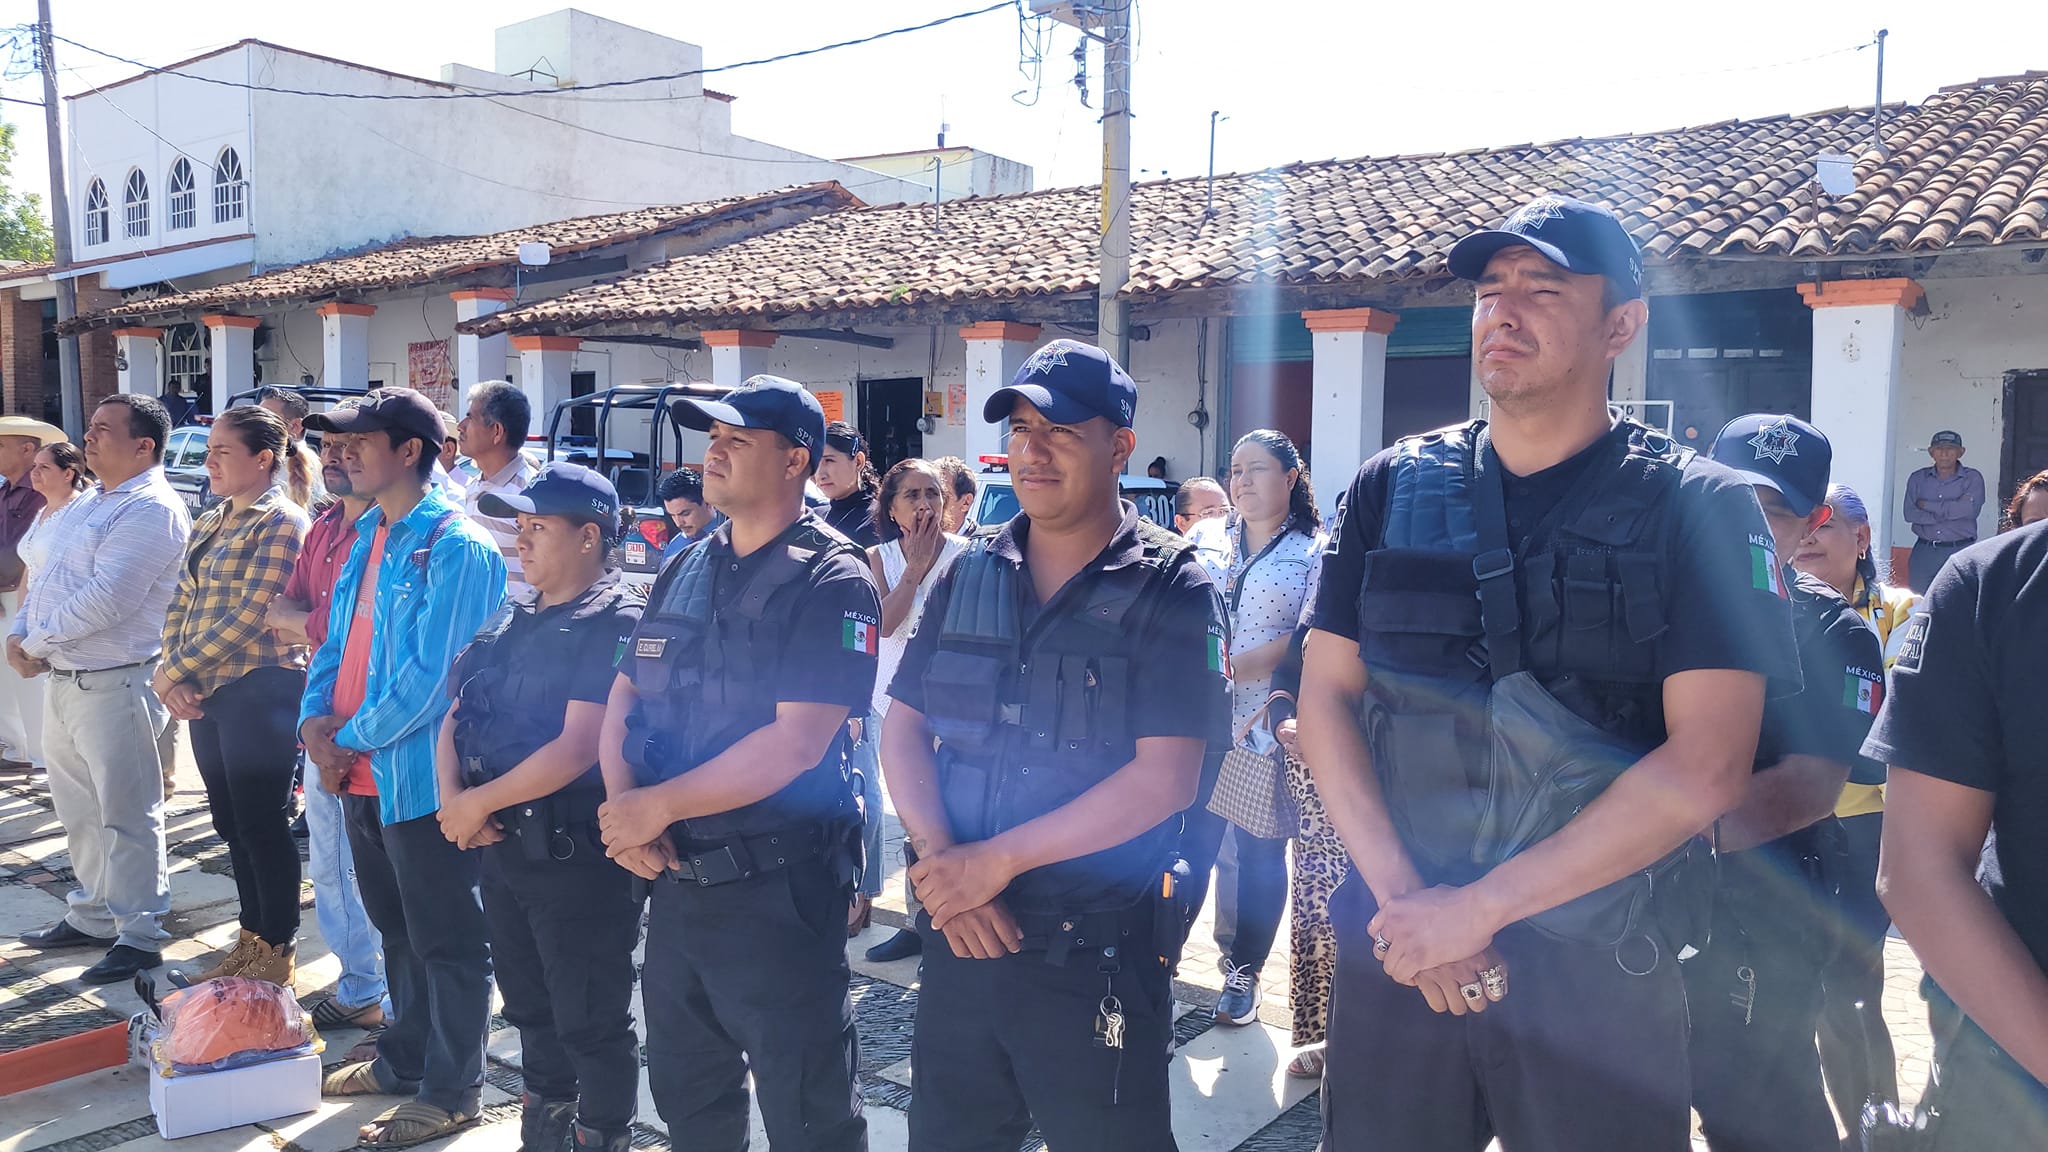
top-left (153, 977), bottom-right (321, 1073)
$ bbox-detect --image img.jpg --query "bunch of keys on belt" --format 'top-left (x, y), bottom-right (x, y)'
top-left (1093, 995), bottom-right (1125, 1050)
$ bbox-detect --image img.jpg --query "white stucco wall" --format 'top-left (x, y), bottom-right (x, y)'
top-left (1895, 273), bottom-right (2048, 544)
top-left (66, 50), bottom-right (253, 260)
top-left (67, 20), bottom-right (933, 282)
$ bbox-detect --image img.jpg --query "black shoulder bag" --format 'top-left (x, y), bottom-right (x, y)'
top-left (1466, 433), bottom-right (1682, 953)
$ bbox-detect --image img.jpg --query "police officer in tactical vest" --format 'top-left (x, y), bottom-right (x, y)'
top-left (437, 463), bottom-right (646, 1152)
top-left (1299, 196), bottom-right (1801, 1151)
top-left (1692, 414), bottom-right (1884, 1152)
top-left (882, 340), bottom-right (1229, 1152)
top-left (597, 376), bottom-right (876, 1152)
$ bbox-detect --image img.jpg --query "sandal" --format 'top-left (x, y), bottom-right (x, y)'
top-left (345, 1027), bottom-right (385, 1064)
top-left (309, 996), bottom-right (386, 1030)
top-left (357, 1101), bottom-right (476, 1149)
top-left (1287, 1050), bottom-right (1326, 1079)
top-left (322, 1060), bottom-right (391, 1098)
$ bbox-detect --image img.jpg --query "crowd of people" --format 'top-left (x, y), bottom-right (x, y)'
top-left (0, 191), bottom-right (2042, 1152)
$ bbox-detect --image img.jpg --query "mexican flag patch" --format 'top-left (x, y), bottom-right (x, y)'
top-left (1844, 671), bottom-right (1883, 716)
top-left (1206, 630), bottom-right (1231, 676)
top-left (842, 614), bottom-right (878, 655)
top-left (1749, 534), bottom-right (1786, 597)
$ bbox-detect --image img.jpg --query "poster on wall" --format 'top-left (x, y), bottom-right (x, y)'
top-left (817, 391), bottom-right (846, 424)
top-left (408, 340), bottom-right (454, 410)
top-left (947, 378), bottom-right (966, 426)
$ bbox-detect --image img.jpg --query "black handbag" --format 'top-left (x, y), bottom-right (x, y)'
top-left (1466, 433), bottom-right (1701, 949)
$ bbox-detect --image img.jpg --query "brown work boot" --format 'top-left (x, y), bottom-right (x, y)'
top-left (169, 928), bottom-right (257, 987)
top-left (237, 936), bottom-right (297, 988)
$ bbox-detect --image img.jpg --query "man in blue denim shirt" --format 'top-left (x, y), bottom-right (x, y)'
top-left (297, 389), bottom-right (506, 1148)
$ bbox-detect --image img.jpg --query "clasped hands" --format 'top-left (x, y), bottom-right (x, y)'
top-left (150, 667), bottom-right (207, 721)
top-left (1367, 884), bottom-right (1510, 1015)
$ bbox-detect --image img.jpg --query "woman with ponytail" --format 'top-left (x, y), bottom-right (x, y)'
top-left (155, 403), bottom-right (311, 989)
top-left (1195, 429), bottom-right (1327, 1036)
top-left (256, 387), bottom-right (326, 509)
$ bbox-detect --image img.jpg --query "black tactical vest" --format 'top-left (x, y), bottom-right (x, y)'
top-left (922, 518), bottom-right (1191, 916)
top-left (449, 575), bottom-right (642, 796)
top-left (621, 516), bottom-right (860, 842)
top-left (1358, 418), bottom-right (1689, 883)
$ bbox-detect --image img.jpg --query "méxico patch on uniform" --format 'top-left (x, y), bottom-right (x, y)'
top-left (1843, 667), bottom-right (1884, 715)
top-left (843, 612), bottom-right (878, 655)
top-left (1748, 532), bottom-right (1786, 597)
top-left (1206, 628), bottom-right (1231, 676)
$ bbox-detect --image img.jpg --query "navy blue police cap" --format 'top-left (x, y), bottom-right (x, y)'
top-left (672, 375), bottom-right (827, 468)
top-left (982, 339), bottom-right (1137, 429)
top-left (1447, 195), bottom-right (1644, 297)
top-left (1709, 413), bottom-right (1832, 517)
top-left (477, 460), bottom-right (620, 528)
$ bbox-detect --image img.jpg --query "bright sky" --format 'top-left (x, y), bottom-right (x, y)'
top-left (0, 0), bottom-right (2037, 214)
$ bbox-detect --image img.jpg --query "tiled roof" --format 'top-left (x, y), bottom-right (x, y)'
top-left (77, 182), bottom-right (861, 328)
top-left (472, 72), bottom-right (2048, 334)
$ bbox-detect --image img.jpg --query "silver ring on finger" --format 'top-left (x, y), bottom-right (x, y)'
top-left (1482, 968), bottom-right (1507, 998)
top-left (1372, 934), bottom-right (1392, 956)
top-left (1460, 981), bottom-right (1484, 1003)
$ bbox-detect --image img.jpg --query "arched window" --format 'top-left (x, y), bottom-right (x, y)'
top-left (212, 147), bottom-right (245, 224)
top-left (167, 158), bottom-right (196, 231)
top-left (83, 179), bottom-right (108, 246)
top-left (123, 168), bottom-right (149, 238)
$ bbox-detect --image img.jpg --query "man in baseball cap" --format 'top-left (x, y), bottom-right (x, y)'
top-left (1710, 413), bottom-right (1832, 518)
top-left (304, 387), bottom-right (447, 446)
top-left (1903, 429), bottom-right (1985, 593)
top-left (1447, 194), bottom-right (1645, 298)
top-left (1700, 410), bottom-right (1885, 1152)
top-left (600, 371), bottom-right (880, 1146)
top-left (672, 375), bottom-right (826, 475)
top-left (881, 338), bottom-right (1229, 1148)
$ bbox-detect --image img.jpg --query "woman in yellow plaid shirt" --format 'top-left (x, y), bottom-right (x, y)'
top-left (1790, 481), bottom-right (1920, 1126)
top-left (155, 404), bottom-right (312, 989)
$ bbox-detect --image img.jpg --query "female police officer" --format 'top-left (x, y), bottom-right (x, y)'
top-left (435, 463), bottom-right (645, 1152)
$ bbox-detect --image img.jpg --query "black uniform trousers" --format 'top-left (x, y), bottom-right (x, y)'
top-left (1684, 843), bottom-right (1839, 1152)
top-left (1924, 989), bottom-right (2048, 1149)
top-left (642, 854), bottom-right (865, 1152)
top-left (908, 909), bottom-right (1177, 1152)
top-left (481, 832), bottom-right (642, 1132)
top-left (1817, 810), bottom-right (1898, 1123)
top-left (1321, 874), bottom-right (1692, 1152)
top-left (342, 794), bottom-right (493, 1117)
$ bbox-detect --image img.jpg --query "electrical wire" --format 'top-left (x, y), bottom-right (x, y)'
top-left (45, 3), bottom-right (1018, 103)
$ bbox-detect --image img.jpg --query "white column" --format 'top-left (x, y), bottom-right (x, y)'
top-left (452, 289), bottom-right (513, 415)
top-left (1609, 329), bottom-right (1649, 411)
top-left (959, 321), bottom-right (1044, 466)
top-left (1799, 278), bottom-right (1922, 572)
top-left (513, 336), bottom-right (580, 428)
top-left (113, 327), bottom-right (163, 396)
top-left (318, 302), bottom-right (375, 390)
top-left (1303, 307), bottom-right (1398, 517)
top-left (697, 330), bottom-right (780, 463)
top-left (204, 315), bottom-right (258, 414)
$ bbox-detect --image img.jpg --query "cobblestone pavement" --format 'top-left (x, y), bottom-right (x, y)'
top-left (0, 745), bottom-right (1937, 1152)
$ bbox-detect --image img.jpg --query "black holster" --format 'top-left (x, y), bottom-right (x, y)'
top-left (504, 790), bottom-right (604, 864)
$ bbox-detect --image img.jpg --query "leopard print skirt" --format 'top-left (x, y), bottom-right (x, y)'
top-left (1284, 751), bottom-right (1350, 1048)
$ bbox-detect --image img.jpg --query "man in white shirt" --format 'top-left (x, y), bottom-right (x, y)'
top-left (456, 382), bottom-right (537, 595)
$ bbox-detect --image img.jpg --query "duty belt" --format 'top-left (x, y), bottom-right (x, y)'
top-left (664, 826), bottom-right (829, 887)
top-left (1014, 905), bottom-right (1152, 969)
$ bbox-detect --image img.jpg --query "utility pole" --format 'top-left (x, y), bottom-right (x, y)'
top-left (35, 0), bottom-right (81, 436)
top-left (1873, 28), bottom-right (1889, 158)
top-left (1096, 0), bottom-right (1131, 366)
top-left (1206, 110), bottom-right (1226, 216)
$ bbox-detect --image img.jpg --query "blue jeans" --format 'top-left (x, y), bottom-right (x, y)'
top-left (305, 783), bottom-right (389, 1012)
top-left (852, 710), bottom-right (884, 898)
